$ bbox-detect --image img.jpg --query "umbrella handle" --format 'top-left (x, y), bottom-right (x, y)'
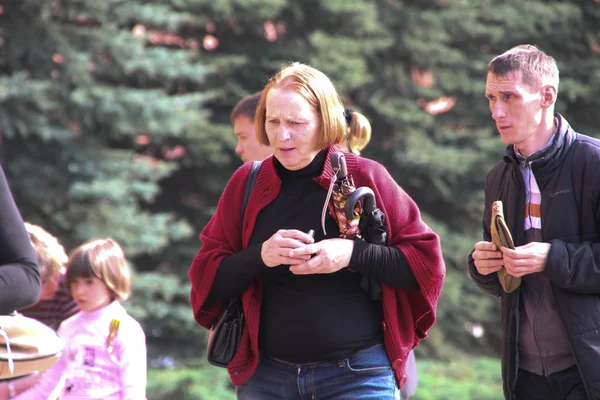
top-left (330, 152), bottom-right (348, 181)
top-left (344, 186), bottom-right (376, 219)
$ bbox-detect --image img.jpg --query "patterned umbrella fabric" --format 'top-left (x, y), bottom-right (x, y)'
top-left (322, 152), bottom-right (387, 300)
top-left (321, 152), bottom-right (362, 239)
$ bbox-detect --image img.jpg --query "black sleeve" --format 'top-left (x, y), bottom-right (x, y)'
top-left (348, 238), bottom-right (419, 289)
top-left (205, 243), bottom-right (266, 304)
top-left (468, 249), bottom-right (502, 297)
top-left (0, 166), bottom-right (41, 314)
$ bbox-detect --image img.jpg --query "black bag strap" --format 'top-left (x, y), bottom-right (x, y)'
top-left (241, 161), bottom-right (261, 232)
top-left (227, 161), bottom-right (261, 308)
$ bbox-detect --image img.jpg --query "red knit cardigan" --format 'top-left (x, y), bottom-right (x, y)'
top-left (188, 147), bottom-right (445, 388)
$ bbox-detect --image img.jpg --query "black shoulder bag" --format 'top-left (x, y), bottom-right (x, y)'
top-left (206, 161), bottom-right (261, 368)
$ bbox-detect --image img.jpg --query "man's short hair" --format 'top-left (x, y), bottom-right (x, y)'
top-left (230, 92), bottom-right (262, 124)
top-left (487, 44), bottom-right (559, 91)
top-left (25, 223), bottom-right (68, 282)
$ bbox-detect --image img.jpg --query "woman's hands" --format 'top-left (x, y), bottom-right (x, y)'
top-left (288, 238), bottom-right (354, 275)
top-left (261, 230), bottom-right (354, 275)
top-left (261, 229), bottom-right (315, 267)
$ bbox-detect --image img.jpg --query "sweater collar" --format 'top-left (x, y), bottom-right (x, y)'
top-left (316, 146), bottom-right (358, 189)
top-left (274, 149), bottom-right (328, 179)
top-left (255, 146), bottom-right (358, 192)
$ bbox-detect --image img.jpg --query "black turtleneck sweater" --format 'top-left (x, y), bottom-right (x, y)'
top-left (209, 150), bottom-right (418, 363)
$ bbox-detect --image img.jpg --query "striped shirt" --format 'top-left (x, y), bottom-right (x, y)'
top-left (516, 138), bottom-right (553, 240)
top-left (20, 274), bottom-right (79, 330)
top-left (515, 126), bottom-right (575, 376)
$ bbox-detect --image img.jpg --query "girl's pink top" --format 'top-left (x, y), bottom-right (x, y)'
top-left (15, 301), bottom-right (147, 400)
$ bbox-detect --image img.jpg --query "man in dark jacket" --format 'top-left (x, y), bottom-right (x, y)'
top-left (468, 44), bottom-right (600, 400)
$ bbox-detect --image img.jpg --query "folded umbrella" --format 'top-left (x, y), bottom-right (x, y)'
top-left (344, 187), bottom-right (387, 246)
top-left (321, 152), bottom-right (361, 239)
top-left (344, 186), bottom-right (387, 301)
top-left (321, 152), bottom-right (386, 300)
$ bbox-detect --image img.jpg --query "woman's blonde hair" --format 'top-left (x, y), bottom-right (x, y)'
top-left (25, 222), bottom-right (68, 282)
top-left (345, 110), bottom-right (372, 155)
top-left (66, 238), bottom-right (131, 301)
top-left (255, 62), bottom-right (347, 149)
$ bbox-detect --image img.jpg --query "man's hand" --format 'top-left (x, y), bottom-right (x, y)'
top-left (288, 238), bottom-right (354, 275)
top-left (501, 242), bottom-right (550, 277)
top-left (261, 229), bottom-right (314, 267)
top-left (472, 241), bottom-right (504, 275)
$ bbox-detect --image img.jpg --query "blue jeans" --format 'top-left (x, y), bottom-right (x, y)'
top-left (236, 344), bottom-right (400, 400)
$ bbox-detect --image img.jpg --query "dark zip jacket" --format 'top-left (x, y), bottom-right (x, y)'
top-left (468, 114), bottom-right (600, 400)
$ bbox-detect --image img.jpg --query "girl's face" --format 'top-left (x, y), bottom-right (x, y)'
top-left (70, 275), bottom-right (112, 312)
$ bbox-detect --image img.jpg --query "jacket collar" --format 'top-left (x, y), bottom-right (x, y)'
top-left (503, 114), bottom-right (574, 180)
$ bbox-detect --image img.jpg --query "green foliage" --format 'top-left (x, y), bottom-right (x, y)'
top-left (126, 272), bottom-right (204, 358)
top-left (0, 0), bottom-right (231, 360)
top-left (148, 364), bottom-right (235, 400)
top-left (413, 357), bottom-right (503, 400)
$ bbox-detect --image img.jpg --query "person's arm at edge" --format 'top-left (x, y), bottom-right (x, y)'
top-left (0, 165), bottom-right (40, 314)
top-left (0, 372), bottom-right (42, 399)
top-left (367, 162), bottom-right (445, 294)
top-left (348, 239), bottom-right (419, 289)
top-left (11, 349), bottom-right (66, 400)
top-left (357, 159), bottom-right (445, 336)
top-left (544, 179), bottom-right (600, 293)
top-left (206, 243), bottom-right (266, 304)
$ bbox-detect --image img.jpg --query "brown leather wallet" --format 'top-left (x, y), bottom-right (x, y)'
top-left (490, 200), bottom-right (521, 293)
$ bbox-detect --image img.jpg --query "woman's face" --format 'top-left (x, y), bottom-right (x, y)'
top-left (265, 87), bottom-right (322, 170)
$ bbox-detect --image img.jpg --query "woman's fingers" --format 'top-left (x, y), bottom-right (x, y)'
top-left (289, 239), bottom-right (352, 275)
top-left (261, 229), bottom-right (315, 267)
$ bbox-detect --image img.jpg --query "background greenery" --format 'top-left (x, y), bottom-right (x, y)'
top-left (1, 0), bottom-right (599, 398)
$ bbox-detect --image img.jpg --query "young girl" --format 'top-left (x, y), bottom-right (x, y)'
top-left (13, 238), bottom-right (147, 400)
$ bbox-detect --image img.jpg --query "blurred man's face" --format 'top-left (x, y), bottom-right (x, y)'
top-left (234, 116), bottom-right (272, 163)
top-left (40, 274), bottom-right (60, 301)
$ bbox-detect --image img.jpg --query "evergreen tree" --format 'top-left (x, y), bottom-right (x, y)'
top-left (0, 0), bottom-right (232, 359)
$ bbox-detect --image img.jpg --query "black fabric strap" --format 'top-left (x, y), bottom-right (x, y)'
top-left (229, 161), bottom-right (261, 304)
top-left (241, 161), bottom-right (261, 227)
top-left (204, 161), bottom-right (262, 306)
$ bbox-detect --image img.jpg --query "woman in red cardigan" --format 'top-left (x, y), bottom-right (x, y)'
top-left (189, 62), bottom-right (445, 399)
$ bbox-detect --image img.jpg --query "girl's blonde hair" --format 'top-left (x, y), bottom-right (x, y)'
top-left (25, 222), bottom-right (68, 282)
top-left (255, 62), bottom-right (347, 149)
top-left (345, 110), bottom-right (372, 155)
top-left (66, 238), bottom-right (131, 301)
